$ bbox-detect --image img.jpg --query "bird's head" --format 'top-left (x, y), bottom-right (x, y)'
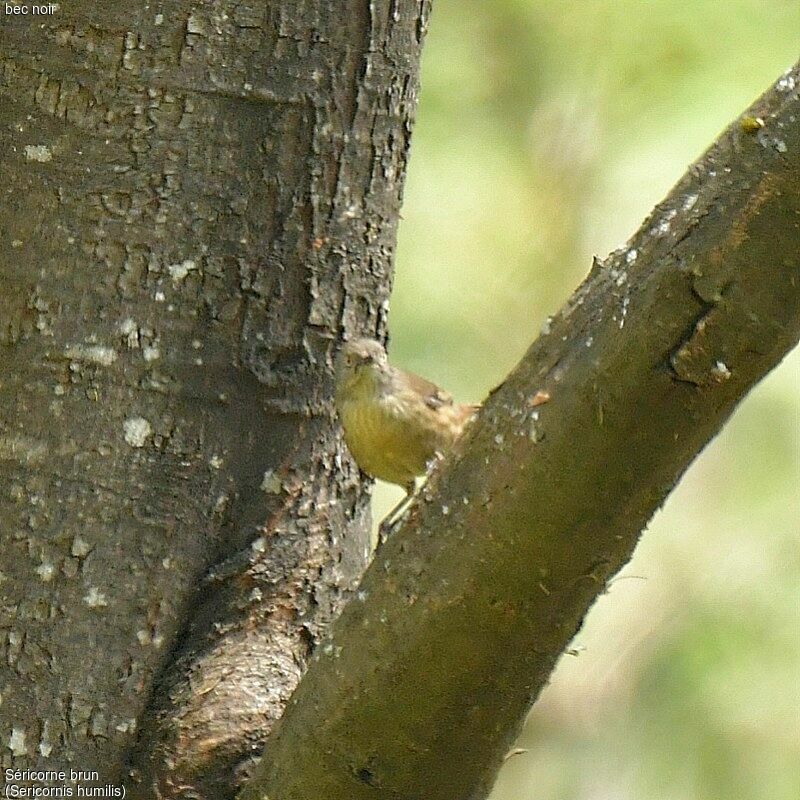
top-left (334, 338), bottom-right (389, 396)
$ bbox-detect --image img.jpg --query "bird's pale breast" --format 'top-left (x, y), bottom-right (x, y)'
top-left (339, 392), bottom-right (449, 488)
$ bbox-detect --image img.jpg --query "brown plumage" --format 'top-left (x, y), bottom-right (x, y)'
top-left (334, 338), bottom-right (478, 495)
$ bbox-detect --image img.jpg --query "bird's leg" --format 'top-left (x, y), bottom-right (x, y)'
top-left (377, 481), bottom-right (416, 547)
top-left (377, 451), bottom-right (448, 547)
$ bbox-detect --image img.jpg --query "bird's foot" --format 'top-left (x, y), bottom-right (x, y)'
top-left (424, 450), bottom-right (445, 478)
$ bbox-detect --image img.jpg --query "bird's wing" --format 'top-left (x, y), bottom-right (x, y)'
top-left (403, 370), bottom-right (454, 410)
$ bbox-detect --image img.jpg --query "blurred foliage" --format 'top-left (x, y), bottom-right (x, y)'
top-left (376, 1), bottom-right (800, 798)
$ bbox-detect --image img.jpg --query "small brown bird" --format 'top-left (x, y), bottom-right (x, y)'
top-left (334, 338), bottom-right (478, 532)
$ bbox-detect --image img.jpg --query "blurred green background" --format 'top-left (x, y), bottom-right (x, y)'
top-left (376, 2), bottom-right (800, 798)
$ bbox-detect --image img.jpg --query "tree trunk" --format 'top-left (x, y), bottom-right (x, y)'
top-left (0, 1), bottom-right (429, 795)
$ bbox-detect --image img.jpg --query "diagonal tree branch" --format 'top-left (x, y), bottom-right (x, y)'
top-left (240, 62), bottom-right (800, 800)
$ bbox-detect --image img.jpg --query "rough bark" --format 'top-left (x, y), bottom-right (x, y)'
top-left (0, 0), bottom-right (428, 796)
top-left (239, 65), bottom-right (800, 800)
